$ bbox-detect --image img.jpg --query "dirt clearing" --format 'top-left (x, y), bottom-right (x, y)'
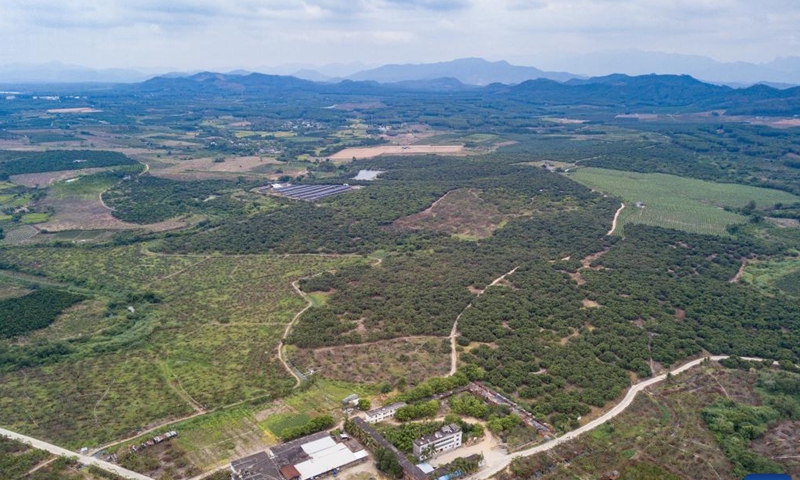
top-left (290, 336), bottom-right (450, 386)
top-left (392, 189), bottom-right (516, 239)
top-left (154, 155), bottom-right (280, 176)
top-left (329, 145), bottom-right (464, 161)
top-left (10, 168), bottom-right (113, 187)
top-left (46, 108), bottom-right (102, 114)
top-left (39, 194), bottom-right (190, 232)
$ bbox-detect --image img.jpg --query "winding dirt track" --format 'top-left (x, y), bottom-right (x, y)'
top-left (449, 267), bottom-right (519, 375)
top-left (0, 427), bottom-right (154, 480)
top-left (471, 355), bottom-right (746, 479)
top-left (279, 279), bottom-right (312, 387)
top-left (607, 202), bottom-right (626, 236)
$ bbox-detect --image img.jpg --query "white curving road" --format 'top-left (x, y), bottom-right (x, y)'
top-left (607, 203), bottom-right (625, 236)
top-left (472, 355), bottom-right (742, 480)
top-left (0, 427), bottom-right (154, 480)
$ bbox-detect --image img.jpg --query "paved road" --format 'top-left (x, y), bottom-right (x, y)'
top-left (472, 355), bottom-right (739, 480)
top-left (0, 427), bottom-right (154, 480)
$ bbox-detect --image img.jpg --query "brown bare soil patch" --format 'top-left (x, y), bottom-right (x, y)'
top-left (155, 155), bottom-right (279, 175)
top-left (546, 118), bottom-right (587, 124)
top-left (0, 284), bottom-right (31, 301)
top-left (751, 421), bottom-right (800, 477)
top-left (392, 188), bottom-right (512, 239)
top-left (675, 308), bottom-right (686, 320)
top-left (768, 217), bottom-right (800, 228)
top-left (328, 144), bottom-right (464, 161)
top-left (39, 194), bottom-right (189, 232)
top-left (291, 336), bottom-right (450, 386)
top-left (582, 299), bottom-right (601, 308)
top-left (46, 107), bottom-right (102, 114)
top-left (332, 101), bottom-right (386, 110)
top-left (10, 167), bottom-right (112, 187)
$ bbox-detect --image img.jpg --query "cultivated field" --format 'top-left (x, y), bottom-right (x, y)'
top-left (107, 378), bottom-right (371, 474)
top-left (328, 145), bottom-right (464, 161)
top-left (0, 245), bottom-right (367, 448)
top-left (569, 167), bottom-right (800, 236)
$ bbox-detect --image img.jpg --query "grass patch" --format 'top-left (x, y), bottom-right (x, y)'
top-left (307, 292), bottom-right (330, 307)
top-left (742, 258), bottom-right (800, 297)
top-left (261, 412), bottom-right (311, 437)
top-left (569, 167), bottom-right (800, 236)
top-left (20, 212), bottom-right (49, 224)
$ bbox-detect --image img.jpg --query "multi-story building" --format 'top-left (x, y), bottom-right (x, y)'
top-left (364, 402), bottom-right (407, 423)
top-left (412, 424), bottom-right (462, 458)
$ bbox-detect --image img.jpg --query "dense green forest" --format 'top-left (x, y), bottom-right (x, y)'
top-left (103, 175), bottom-right (255, 223)
top-left (0, 288), bottom-right (85, 338)
top-left (147, 148), bottom-right (800, 429)
top-left (0, 150), bottom-right (138, 179)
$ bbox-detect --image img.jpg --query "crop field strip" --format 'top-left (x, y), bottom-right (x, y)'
top-left (568, 167), bottom-right (800, 236)
top-left (272, 184), bottom-right (353, 201)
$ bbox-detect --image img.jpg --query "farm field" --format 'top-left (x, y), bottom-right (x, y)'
top-left (328, 144), bottom-right (464, 161)
top-left (569, 167), bottom-right (800, 235)
top-left (0, 245), bottom-right (367, 448)
top-left (105, 378), bottom-right (371, 474)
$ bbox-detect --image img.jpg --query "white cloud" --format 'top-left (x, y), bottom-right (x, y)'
top-left (0, 0), bottom-right (797, 69)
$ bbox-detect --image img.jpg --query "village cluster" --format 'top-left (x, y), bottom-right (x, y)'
top-left (230, 381), bottom-right (553, 480)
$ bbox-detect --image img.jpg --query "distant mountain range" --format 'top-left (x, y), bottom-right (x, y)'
top-left (538, 50), bottom-right (800, 87)
top-left (340, 58), bottom-right (578, 85)
top-left (3, 54), bottom-right (800, 89)
top-left (108, 70), bottom-right (800, 116)
top-left (0, 62), bottom-right (155, 84)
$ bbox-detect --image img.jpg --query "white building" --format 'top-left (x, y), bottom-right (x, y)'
top-left (412, 424), bottom-right (462, 458)
top-left (364, 402), bottom-right (407, 424)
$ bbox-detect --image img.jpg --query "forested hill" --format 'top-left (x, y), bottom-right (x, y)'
top-left (112, 71), bottom-right (800, 115)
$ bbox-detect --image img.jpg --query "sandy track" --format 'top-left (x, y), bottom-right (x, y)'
top-left (607, 203), bottom-right (625, 236)
top-left (471, 355), bottom-right (763, 479)
top-left (0, 426), bottom-right (154, 480)
top-left (449, 267), bottom-right (519, 375)
top-left (279, 279), bottom-right (313, 388)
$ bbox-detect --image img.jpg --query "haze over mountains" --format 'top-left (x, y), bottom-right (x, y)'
top-left (3, 52), bottom-right (800, 88)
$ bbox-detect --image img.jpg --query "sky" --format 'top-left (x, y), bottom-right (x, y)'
top-left (2, 0), bottom-right (799, 72)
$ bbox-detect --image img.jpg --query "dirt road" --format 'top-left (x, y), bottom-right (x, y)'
top-left (471, 355), bottom-right (750, 479)
top-left (607, 203), bottom-right (625, 236)
top-left (449, 267), bottom-right (518, 375)
top-left (279, 279), bottom-right (312, 387)
top-left (0, 427), bottom-right (153, 480)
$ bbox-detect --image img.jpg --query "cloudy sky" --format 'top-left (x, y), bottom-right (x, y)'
top-left (2, 0), bottom-right (798, 72)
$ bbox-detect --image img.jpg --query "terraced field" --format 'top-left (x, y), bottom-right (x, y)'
top-left (569, 167), bottom-right (800, 236)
